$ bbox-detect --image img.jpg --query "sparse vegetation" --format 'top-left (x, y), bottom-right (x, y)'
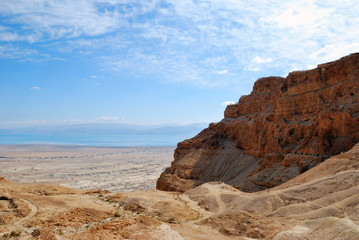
top-left (31, 229), bottom-right (41, 238)
top-left (1, 233), bottom-right (9, 240)
top-left (114, 212), bottom-right (121, 217)
top-left (167, 217), bottom-right (176, 224)
top-left (10, 231), bottom-right (21, 238)
top-left (192, 212), bottom-right (201, 221)
top-left (1, 231), bottom-right (21, 239)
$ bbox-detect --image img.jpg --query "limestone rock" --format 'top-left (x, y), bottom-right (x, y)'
top-left (157, 53), bottom-right (359, 192)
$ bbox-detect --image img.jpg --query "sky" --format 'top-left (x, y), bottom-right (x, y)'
top-left (1, 0), bottom-right (359, 128)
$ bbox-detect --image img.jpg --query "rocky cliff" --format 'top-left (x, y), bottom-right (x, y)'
top-left (157, 53), bottom-right (359, 192)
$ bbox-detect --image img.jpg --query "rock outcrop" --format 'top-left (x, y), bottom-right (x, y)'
top-left (3, 142), bottom-right (359, 239)
top-left (157, 53), bottom-right (359, 192)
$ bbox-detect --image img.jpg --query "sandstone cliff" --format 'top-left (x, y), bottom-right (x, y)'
top-left (157, 53), bottom-right (359, 192)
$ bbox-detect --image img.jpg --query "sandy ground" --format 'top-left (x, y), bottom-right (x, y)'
top-left (0, 144), bottom-right (174, 192)
top-left (1, 144), bottom-right (359, 239)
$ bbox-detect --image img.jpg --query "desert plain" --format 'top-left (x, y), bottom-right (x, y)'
top-left (1, 143), bottom-right (359, 239)
top-left (0, 144), bottom-right (175, 192)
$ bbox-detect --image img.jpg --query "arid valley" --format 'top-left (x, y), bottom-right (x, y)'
top-left (2, 1), bottom-right (359, 239)
top-left (1, 143), bottom-right (359, 239)
top-left (0, 145), bottom-right (175, 192)
top-left (2, 54), bottom-right (359, 239)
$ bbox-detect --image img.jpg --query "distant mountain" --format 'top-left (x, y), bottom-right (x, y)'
top-left (0, 122), bottom-right (210, 146)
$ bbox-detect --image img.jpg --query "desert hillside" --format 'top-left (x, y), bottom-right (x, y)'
top-left (157, 53), bottom-right (359, 192)
top-left (2, 53), bottom-right (359, 239)
top-left (1, 142), bottom-right (359, 239)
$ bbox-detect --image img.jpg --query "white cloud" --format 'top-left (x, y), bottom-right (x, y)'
top-left (0, 45), bottom-right (64, 62)
top-left (0, 117), bottom-right (126, 128)
top-left (0, 0), bottom-right (125, 40)
top-left (90, 75), bottom-right (97, 78)
top-left (0, 45), bottom-right (38, 59)
top-left (259, 2), bottom-right (333, 29)
top-left (30, 86), bottom-right (41, 91)
top-left (96, 116), bottom-right (124, 122)
top-left (252, 56), bottom-right (273, 64)
top-left (1, 0), bottom-right (359, 88)
top-left (57, 117), bottom-right (125, 124)
top-left (0, 31), bottom-right (40, 42)
top-left (0, 120), bottom-right (49, 128)
top-left (221, 101), bottom-right (236, 106)
top-left (215, 69), bottom-right (228, 75)
top-left (307, 64), bottom-right (317, 70)
top-left (103, 52), bottom-right (221, 87)
top-left (245, 67), bottom-right (260, 72)
top-left (276, 8), bottom-right (329, 28)
top-left (309, 43), bottom-right (359, 63)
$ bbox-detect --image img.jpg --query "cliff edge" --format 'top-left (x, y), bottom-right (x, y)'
top-left (157, 53), bottom-right (359, 192)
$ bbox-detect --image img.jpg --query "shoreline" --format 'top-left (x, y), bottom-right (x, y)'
top-left (0, 131), bottom-right (192, 147)
top-left (0, 143), bottom-right (176, 148)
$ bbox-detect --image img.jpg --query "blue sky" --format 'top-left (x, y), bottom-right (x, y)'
top-left (1, 0), bottom-right (359, 128)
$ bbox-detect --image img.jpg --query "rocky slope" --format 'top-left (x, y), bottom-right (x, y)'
top-left (2, 143), bottom-right (359, 239)
top-left (157, 53), bottom-right (359, 192)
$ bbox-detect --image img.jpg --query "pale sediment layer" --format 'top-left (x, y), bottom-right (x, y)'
top-left (0, 144), bottom-right (174, 192)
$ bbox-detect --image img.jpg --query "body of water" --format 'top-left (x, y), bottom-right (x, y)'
top-left (0, 133), bottom-right (186, 146)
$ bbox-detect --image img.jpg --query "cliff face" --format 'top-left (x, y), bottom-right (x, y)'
top-left (157, 53), bottom-right (359, 192)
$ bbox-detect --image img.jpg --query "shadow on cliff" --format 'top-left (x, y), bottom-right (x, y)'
top-left (157, 52), bottom-right (359, 193)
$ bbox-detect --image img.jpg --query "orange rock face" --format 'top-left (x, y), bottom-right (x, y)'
top-left (157, 53), bottom-right (359, 192)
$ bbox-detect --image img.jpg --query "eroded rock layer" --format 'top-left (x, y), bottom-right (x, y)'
top-left (157, 53), bottom-right (359, 192)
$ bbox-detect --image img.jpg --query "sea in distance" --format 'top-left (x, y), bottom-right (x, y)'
top-left (0, 123), bottom-right (207, 146)
top-left (0, 133), bottom-right (185, 146)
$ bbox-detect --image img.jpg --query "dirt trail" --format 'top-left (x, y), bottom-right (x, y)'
top-left (176, 193), bottom-right (211, 220)
top-left (0, 197), bottom-right (39, 239)
top-left (205, 184), bottom-right (226, 214)
top-left (173, 183), bottom-right (233, 240)
top-left (17, 198), bottom-right (38, 225)
top-left (2, 143), bottom-right (359, 239)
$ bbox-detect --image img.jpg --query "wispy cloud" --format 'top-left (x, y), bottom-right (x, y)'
top-left (252, 57), bottom-right (273, 64)
top-left (309, 43), bottom-right (359, 63)
top-left (95, 116), bottom-right (124, 122)
top-left (245, 67), bottom-right (260, 72)
top-left (0, 120), bottom-right (49, 128)
top-left (0, 45), bottom-right (64, 62)
top-left (0, 45), bottom-right (38, 59)
top-left (215, 70), bottom-right (228, 75)
top-left (0, 116), bottom-right (125, 128)
top-left (30, 86), bottom-right (41, 91)
top-left (261, 6), bottom-right (332, 28)
top-left (0, 0), bottom-right (359, 87)
top-left (0, 0), bottom-right (123, 40)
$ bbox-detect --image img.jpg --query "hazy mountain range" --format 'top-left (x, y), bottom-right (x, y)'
top-left (0, 123), bottom-right (209, 146)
